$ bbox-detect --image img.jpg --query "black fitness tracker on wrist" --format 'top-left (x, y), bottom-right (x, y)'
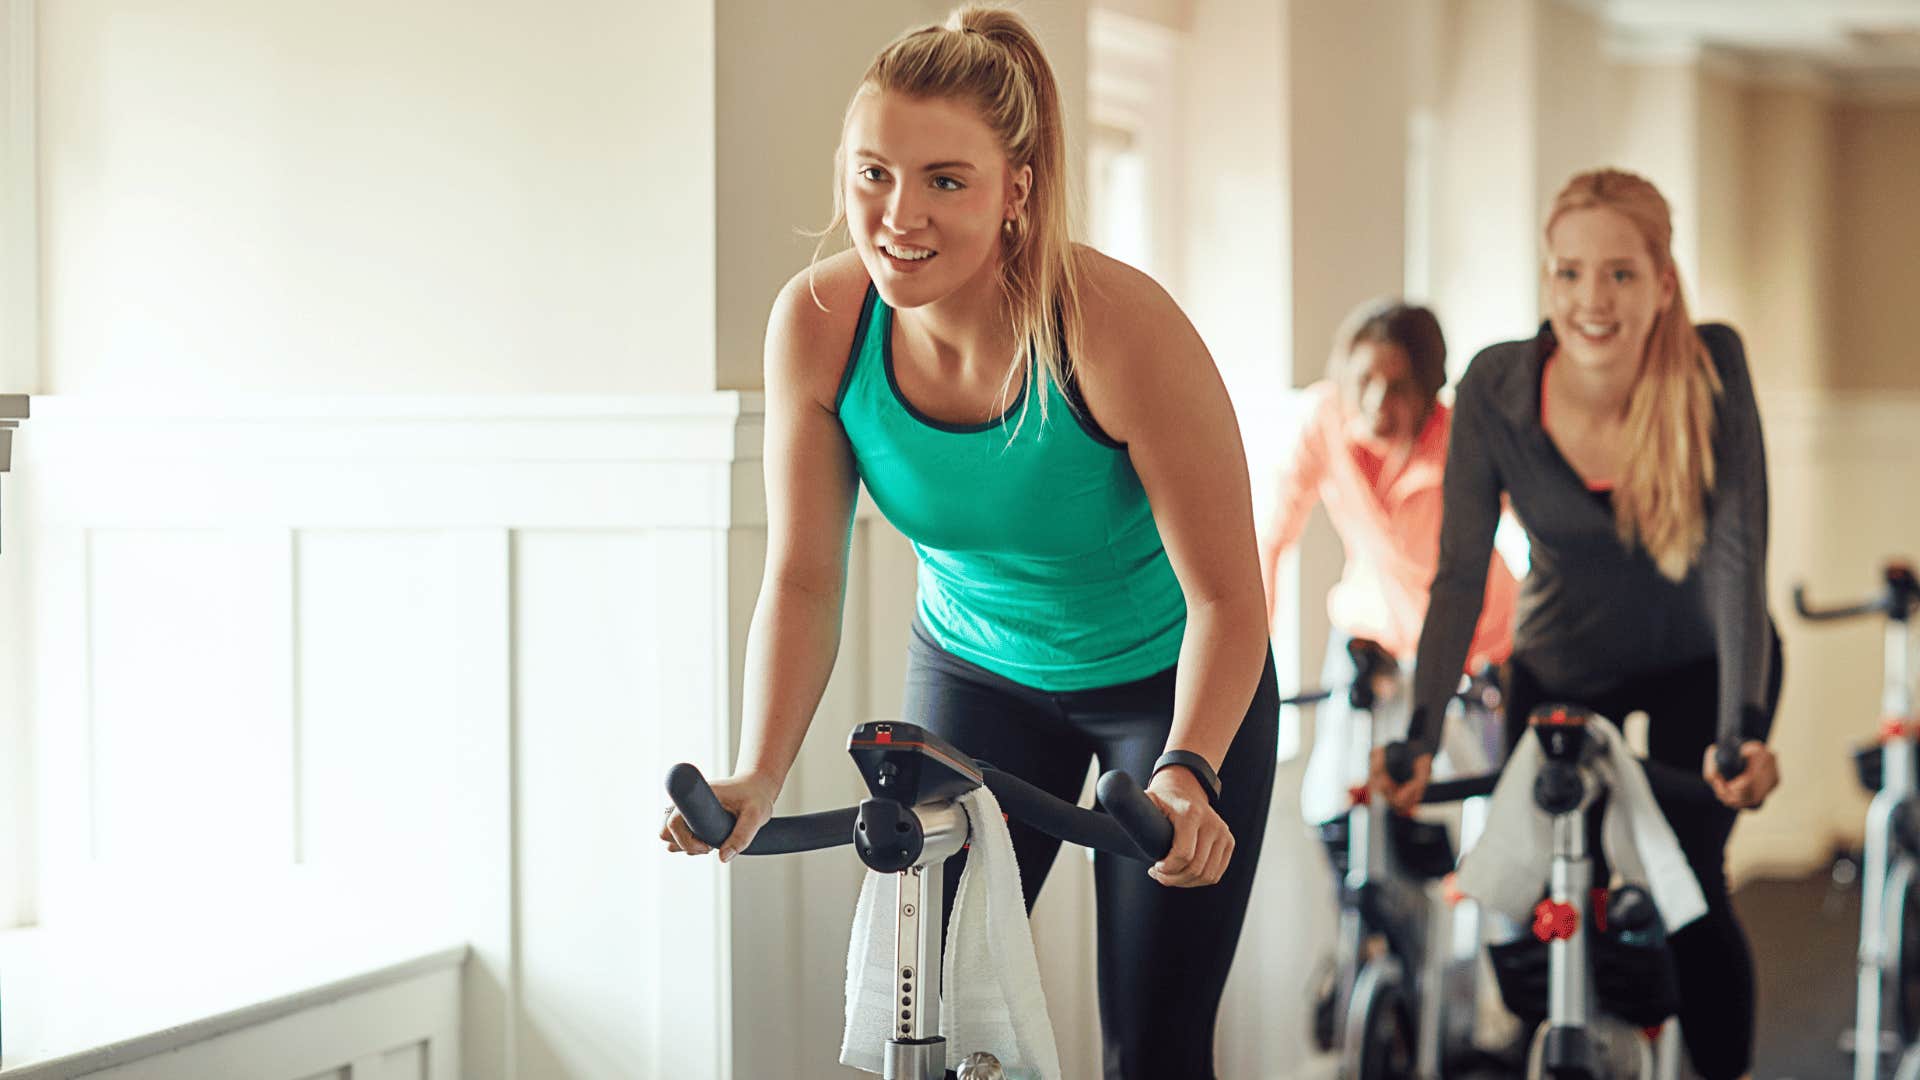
top-left (1151, 749), bottom-right (1222, 806)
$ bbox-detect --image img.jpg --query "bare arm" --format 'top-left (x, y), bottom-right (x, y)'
top-left (663, 266), bottom-right (861, 860)
top-left (1076, 253), bottom-right (1268, 887)
top-left (1080, 257), bottom-right (1268, 771)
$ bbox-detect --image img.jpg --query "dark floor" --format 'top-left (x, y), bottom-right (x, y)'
top-left (1738, 862), bottom-right (1861, 1080)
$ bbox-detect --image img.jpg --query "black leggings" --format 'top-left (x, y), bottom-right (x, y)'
top-left (903, 620), bottom-right (1279, 1080)
top-left (1502, 629), bottom-right (1784, 1080)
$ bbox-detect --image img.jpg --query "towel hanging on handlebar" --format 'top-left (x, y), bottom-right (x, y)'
top-left (840, 785), bottom-right (1063, 1080)
top-left (1454, 714), bottom-right (1707, 932)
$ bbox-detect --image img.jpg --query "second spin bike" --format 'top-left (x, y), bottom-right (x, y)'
top-left (1309, 638), bottom-right (1509, 1079)
top-left (1795, 562), bottom-right (1920, 1080)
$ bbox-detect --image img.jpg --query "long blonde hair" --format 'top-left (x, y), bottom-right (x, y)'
top-left (812, 4), bottom-right (1083, 424)
top-left (1546, 169), bottom-right (1722, 582)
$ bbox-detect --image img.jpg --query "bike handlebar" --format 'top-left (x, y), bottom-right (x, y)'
top-left (666, 761), bottom-right (1174, 863)
top-left (667, 763), bottom-right (860, 854)
top-left (1793, 564), bottom-right (1920, 624)
top-left (1380, 742), bottom-right (1732, 810)
top-left (1792, 583), bottom-right (1888, 622)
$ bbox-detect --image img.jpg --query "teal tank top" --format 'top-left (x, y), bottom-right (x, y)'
top-left (835, 285), bottom-right (1186, 691)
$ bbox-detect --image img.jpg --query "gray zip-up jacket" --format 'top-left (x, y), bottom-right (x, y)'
top-left (1410, 322), bottom-right (1772, 753)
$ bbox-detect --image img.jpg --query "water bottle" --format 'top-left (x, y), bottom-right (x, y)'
top-left (1608, 884), bottom-right (1665, 949)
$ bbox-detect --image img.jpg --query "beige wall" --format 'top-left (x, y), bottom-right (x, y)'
top-left (1833, 102), bottom-right (1920, 392)
top-left (39, 0), bottom-right (716, 395)
top-left (1694, 66), bottom-right (1750, 329)
top-left (1741, 82), bottom-right (1840, 395)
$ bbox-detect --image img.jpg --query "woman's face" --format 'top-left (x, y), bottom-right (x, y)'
top-left (1342, 339), bottom-right (1426, 450)
top-left (1544, 205), bottom-right (1675, 377)
top-left (841, 91), bottom-right (1030, 311)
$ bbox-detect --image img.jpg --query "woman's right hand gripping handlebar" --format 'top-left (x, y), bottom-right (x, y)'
top-left (662, 771), bottom-right (781, 863)
top-left (1368, 741), bottom-right (1432, 816)
top-left (660, 266), bottom-right (865, 864)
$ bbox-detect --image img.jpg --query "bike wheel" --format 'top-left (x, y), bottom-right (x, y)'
top-left (1310, 953), bottom-right (1341, 1053)
top-left (1349, 970), bottom-right (1416, 1080)
top-left (1522, 1018), bottom-right (1651, 1080)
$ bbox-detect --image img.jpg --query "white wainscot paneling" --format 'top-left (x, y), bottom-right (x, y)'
top-left (14, 395), bottom-right (762, 1080)
top-left (512, 527), bottom-right (724, 1080)
top-left (86, 528), bottom-right (294, 868)
top-left (296, 531), bottom-right (463, 896)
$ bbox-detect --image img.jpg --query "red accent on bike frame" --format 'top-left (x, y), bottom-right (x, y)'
top-left (1348, 784), bottom-right (1371, 808)
top-left (1442, 873), bottom-right (1466, 907)
top-left (1881, 717), bottom-right (1919, 743)
top-left (1532, 899), bottom-right (1579, 942)
top-left (1642, 1025), bottom-right (1664, 1042)
top-left (875, 730), bottom-right (893, 744)
top-left (1591, 888), bottom-right (1609, 933)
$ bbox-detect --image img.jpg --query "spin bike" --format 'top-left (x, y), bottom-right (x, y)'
top-left (1383, 700), bottom-right (1747, 1080)
top-left (1795, 562), bottom-right (1920, 1080)
top-left (1310, 639), bottom-right (1507, 1079)
top-left (666, 721), bottom-right (1174, 1080)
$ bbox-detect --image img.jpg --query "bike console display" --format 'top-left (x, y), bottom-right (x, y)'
top-left (1530, 705), bottom-right (1595, 816)
top-left (847, 722), bottom-right (984, 806)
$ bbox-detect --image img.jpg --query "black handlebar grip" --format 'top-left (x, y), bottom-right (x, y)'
top-left (1714, 741), bottom-right (1747, 783)
top-left (1382, 741), bottom-right (1416, 785)
top-left (1095, 770), bottom-right (1174, 862)
top-left (666, 763), bottom-right (860, 855)
top-left (667, 763), bottom-right (737, 848)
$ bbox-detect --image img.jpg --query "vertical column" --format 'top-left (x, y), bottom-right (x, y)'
top-left (1427, 0), bottom-right (1541, 378)
top-left (1282, 0), bottom-right (1412, 702)
top-left (0, 0), bottom-right (35, 395)
top-left (0, 0), bottom-right (36, 931)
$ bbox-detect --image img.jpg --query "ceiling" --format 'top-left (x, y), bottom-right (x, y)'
top-left (1600, 0), bottom-right (1920, 78)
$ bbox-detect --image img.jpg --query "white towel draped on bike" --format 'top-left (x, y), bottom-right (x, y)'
top-left (1454, 713), bottom-right (1707, 933)
top-left (841, 785), bottom-right (1063, 1080)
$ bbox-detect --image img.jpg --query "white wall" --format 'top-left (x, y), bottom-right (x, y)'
top-left (38, 0), bottom-right (716, 396)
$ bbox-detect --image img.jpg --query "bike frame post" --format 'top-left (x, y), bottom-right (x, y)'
top-left (883, 802), bottom-right (968, 1080)
top-left (1336, 700), bottom-right (1381, 1037)
top-left (1547, 799), bottom-right (1593, 1032)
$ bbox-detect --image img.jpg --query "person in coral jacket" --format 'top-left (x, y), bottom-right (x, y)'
top-left (1258, 299), bottom-right (1519, 824)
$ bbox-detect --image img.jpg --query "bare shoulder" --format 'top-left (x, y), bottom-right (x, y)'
top-left (767, 249), bottom-right (873, 408)
top-left (1071, 244), bottom-right (1206, 383)
top-left (1074, 245), bottom-right (1185, 354)
top-left (1068, 245), bottom-right (1224, 444)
